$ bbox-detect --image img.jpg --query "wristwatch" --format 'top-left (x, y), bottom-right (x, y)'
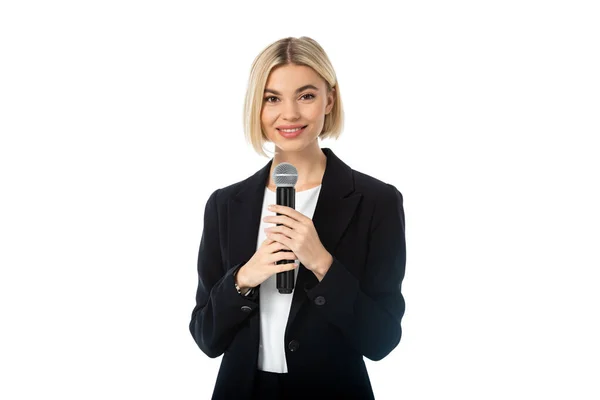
top-left (234, 268), bottom-right (254, 297)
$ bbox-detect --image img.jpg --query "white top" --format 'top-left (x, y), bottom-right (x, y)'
top-left (256, 184), bottom-right (322, 373)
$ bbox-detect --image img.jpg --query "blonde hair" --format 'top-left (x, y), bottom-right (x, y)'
top-left (243, 36), bottom-right (344, 158)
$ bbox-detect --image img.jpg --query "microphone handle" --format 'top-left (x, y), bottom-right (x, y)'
top-left (275, 186), bottom-right (295, 294)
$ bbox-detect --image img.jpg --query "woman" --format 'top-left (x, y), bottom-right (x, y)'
top-left (189, 36), bottom-right (406, 399)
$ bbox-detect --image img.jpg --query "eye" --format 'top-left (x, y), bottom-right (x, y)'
top-left (264, 93), bottom-right (316, 103)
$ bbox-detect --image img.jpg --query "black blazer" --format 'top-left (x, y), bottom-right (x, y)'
top-left (189, 147), bottom-right (406, 399)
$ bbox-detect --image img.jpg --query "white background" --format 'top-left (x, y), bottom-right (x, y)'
top-left (1, 1), bottom-right (599, 399)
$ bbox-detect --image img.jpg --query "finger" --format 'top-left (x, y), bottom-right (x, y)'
top-left (277, 260), bottom-right (298, 273)
top-left (266, 225), bottom-right (297, 240)
top-left (271, 251), bottom-right (297, 264)
top-left (266, 232), bottom-right (293, 245)
top-left (268, 240), bottom-right (291, 252)
top-left (262, 238), bottom-right (277, 247)
top-left (270, 205), bottom-right (304, 221)
top-left (266, 215), bottom-right (300, 230)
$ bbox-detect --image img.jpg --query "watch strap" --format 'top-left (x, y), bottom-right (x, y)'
top-left (234, 267), bottom-right (254, 296)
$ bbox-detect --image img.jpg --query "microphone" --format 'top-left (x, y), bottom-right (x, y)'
top-left (272, 162), bottom-right (298, 294)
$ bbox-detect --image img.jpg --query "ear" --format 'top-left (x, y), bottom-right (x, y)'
top-left (325, 87), bottom-right (335, 115)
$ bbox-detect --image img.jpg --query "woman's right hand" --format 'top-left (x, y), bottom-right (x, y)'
top-left (235, 238), bottom-right (298, 290)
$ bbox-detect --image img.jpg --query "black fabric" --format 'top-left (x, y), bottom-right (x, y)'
top-left (251, 370), bottom-right (293, 400)
top-left (189, 147), bottom-right (406, 399)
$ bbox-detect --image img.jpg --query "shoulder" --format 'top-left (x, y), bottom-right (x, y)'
top-left (351, 168), bottom-right (405, 234)
top-left (351, 168), bottom-right (403, 204)
top-left (207, 182), bottom-right (240, 202)
top-left (205, 173), bottom-right (257, 206)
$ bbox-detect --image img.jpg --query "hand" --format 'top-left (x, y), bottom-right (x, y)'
top-left (263, 204), bottom-right (333, 281)
top-left (236, 238), bottom-right (299, 290)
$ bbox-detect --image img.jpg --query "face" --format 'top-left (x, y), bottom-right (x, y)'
top-left (261, 64), bottom-right (335, 152)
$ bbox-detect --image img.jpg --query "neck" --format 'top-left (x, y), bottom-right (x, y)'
top-left (268, 142), bottom-right (326, 189)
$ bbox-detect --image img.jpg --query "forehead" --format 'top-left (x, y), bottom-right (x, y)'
top-left (265, 64), bottom-right (323, 90)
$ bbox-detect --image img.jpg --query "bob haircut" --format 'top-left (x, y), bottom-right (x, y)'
top-left (243, 36), bottom-right (344, 158)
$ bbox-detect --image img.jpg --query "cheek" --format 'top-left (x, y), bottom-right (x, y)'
top-left (304, 108), bottom-right (324, 123)
top-left (307, 102), bottom-right (327, 118)
top-left (261, 107), bottom-right (276, 124)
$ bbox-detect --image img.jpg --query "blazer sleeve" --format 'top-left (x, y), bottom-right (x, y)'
top-left (305, 183), bottom-right (406, 361)
top-left (188, 189), bottom-right (259, 359)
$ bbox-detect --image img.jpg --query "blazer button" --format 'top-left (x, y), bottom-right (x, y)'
top-left (288, 340), bottom-right (300, 352)
top-left (314, 296), bottom-right (326, 306)
top-left (241, 305), bottom-right (252, 313)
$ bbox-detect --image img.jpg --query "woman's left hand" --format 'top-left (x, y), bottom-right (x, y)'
top-left (263, 204), bottom-right (333, 281)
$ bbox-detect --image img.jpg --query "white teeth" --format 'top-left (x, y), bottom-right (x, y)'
top-left (280, 127), bottom-right (304, 133)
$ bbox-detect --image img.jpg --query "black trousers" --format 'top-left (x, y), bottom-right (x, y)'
top-left (251, 369), bottom-right (293, 399)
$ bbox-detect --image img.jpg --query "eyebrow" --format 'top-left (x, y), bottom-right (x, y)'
top-left (264, 84), bottom-right (319, 96)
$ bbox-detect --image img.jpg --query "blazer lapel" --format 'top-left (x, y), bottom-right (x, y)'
top-left (227, 147), bottom-right (362, 329)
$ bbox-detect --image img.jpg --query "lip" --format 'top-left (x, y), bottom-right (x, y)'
top-left (277, 125), bottom-right (307, 139)
top-left (277, 124), bottom-right (306, 129)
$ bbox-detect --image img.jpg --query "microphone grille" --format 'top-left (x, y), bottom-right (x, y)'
top-left (272, 162), bottom-right (298, 187)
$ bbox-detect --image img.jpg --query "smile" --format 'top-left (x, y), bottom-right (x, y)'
top-left (277, 125), bottom-right (307, 138)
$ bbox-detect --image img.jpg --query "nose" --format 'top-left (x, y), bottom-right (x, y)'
top-left (282, 100), bottom-right (300, 120)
